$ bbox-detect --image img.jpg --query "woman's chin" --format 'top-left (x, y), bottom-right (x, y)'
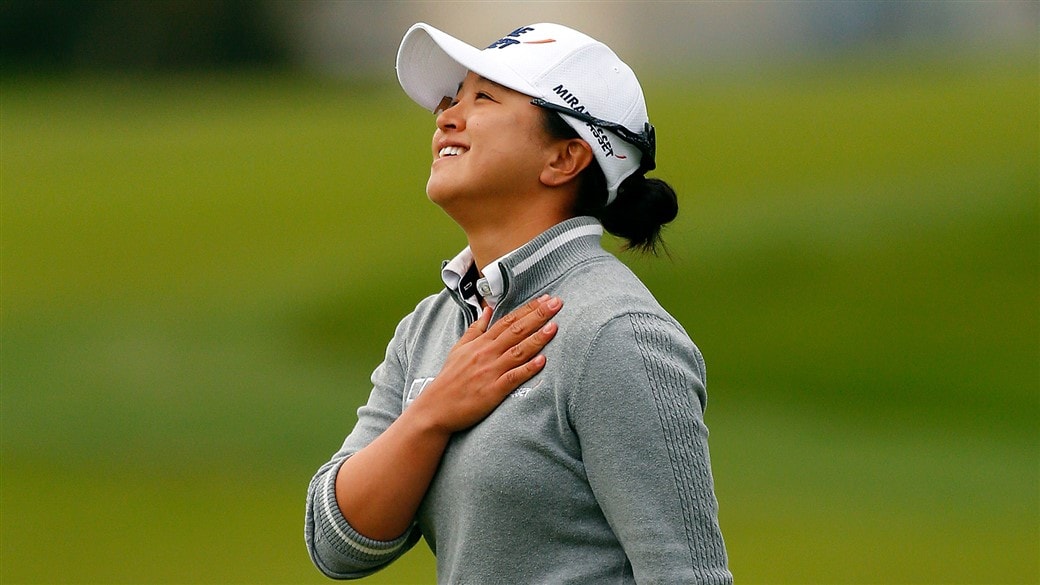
top-left (425, 178), bottom-right (443, 201)
top-left (425, 174), bottom-right (465, 205)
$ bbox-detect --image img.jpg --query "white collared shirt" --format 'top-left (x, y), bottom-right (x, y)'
top-left (441, 247), bottom-right (513, 312)
top-left (442, 222), bottom-right (605, 313)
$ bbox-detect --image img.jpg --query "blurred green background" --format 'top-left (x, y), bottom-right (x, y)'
top-left (2, 2), bottom-right (1037, 583)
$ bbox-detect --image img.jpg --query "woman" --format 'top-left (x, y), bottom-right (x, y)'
top-left (306, 22), bottom-right (732, 584)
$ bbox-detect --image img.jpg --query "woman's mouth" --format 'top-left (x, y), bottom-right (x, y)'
top-left (438, 145), bottom-right (468, 158)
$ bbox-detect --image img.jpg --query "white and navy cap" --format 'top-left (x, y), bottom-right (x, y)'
top-left (396, 22), bottom-right (656, 205)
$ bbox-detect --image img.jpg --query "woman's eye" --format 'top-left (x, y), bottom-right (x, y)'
top-left (475, 92), bottom-right (493, 101)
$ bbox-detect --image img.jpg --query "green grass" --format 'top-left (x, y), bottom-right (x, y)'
top-left (2, 52), bottom-right (1037, 583)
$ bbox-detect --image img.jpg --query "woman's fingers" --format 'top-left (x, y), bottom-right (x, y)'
top-left (486, 295), bottom-right (562, 349)
top-left (497, 320), bottom-right (556, 383)
top-left (499, 353), bottom-right (547, 389)
top-left (458, 306), bottom-right (492, 344)
top-left (419, 295), bottom-right (563, 433)
top-left (500, 319), bottom-right (557, 368)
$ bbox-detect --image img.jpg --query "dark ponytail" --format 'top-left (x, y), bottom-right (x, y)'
top-left (600, 173), bottom-right (677, 254)
top-left (543, 110), bottom-right (678, 255)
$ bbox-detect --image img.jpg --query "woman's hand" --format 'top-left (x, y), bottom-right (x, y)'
top-left (411, 294), bottom-right (563, 434)
top-left (333, 294), bottom-right (563, 540)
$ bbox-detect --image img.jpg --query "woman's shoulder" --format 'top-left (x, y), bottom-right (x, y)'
top-left (387, 289), bottom-right (458, 341)
top-left (551, 254), bottom-right (689, 343)
top-left (563, 254), bottom-right (666, 314)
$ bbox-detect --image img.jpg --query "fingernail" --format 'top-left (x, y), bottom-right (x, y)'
top-left (537, 294), bottom-right (550, 302)
top-left (546, 297), bottom-right (561, 310)
top-left (542, 323), bottom-right (555, 334)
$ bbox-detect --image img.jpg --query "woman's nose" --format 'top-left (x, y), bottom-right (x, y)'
top-left (436, 100), bottom-right (464, 132)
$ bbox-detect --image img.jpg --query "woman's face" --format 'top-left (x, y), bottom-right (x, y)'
top-left (426, 71), bottom-right (559, 213)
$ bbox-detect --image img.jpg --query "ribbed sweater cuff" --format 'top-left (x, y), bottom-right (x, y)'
top-left (314, 460), bottom-right (414, 567)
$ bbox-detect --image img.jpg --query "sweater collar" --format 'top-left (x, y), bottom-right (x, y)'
top-left (442, 216), bottom-right (606, 312)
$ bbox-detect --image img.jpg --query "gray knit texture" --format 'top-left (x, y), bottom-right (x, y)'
top-left (305, 217), bottom-right (732, 584)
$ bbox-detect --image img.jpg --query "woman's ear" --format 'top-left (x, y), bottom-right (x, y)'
top-left (540, 139), bottom-right (593, 188)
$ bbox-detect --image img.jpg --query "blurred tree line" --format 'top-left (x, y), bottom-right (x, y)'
top-left (0, 0), bottom-right (288, 72)
top-left (3, 1), bottom-right (1034, 76)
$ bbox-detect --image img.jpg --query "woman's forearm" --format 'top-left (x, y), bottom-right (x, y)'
top-left (334, 404), bottom-right (451, 541)
top-left (335, 296), bottom-right (562, 541)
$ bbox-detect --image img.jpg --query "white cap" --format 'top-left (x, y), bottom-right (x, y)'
top-left (396, 22), bottom-right (655, 205)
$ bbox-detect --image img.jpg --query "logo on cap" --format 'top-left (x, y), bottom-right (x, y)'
top-left (486, 26), bottom-right (554, 49)
top-left (551, 84), bottom-right (624, 160)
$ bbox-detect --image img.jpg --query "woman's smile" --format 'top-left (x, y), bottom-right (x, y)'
top-left (437, 145), bottom-right (468, 158)
top-left (309, 22), bottom-right (729, 585)
top-left (426, 72), bottom-right (554, 209)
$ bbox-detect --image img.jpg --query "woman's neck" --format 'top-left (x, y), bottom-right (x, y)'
top-left (436, 185), bottom-right (577, 272)
top-left (463, 212), bottom-right (570, 272)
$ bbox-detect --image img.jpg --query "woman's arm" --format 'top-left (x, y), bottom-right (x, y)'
top-left (307, 295), bottom-right (563, 578)
top-left (336, 295), bottom-right (562, 539)
top-left (573, 313), bottom-right (732, 584)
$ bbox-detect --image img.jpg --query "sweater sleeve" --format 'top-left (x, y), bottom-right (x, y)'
top-left (571, 313), bottom-right (732, 585)
top-left (304, 315), bottom-right (423, 579)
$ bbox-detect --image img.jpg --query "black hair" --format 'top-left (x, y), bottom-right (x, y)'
top-left (542, 110), bottom-right (678, 255)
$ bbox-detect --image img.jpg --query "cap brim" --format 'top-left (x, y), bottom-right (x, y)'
top-left (396, 23), bottom-right (541, 112)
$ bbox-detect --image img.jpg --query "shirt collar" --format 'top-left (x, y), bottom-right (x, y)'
top-left (441, 217), bottom-right (606, 312)
top-left (441, 247), bottom-right (512, 310)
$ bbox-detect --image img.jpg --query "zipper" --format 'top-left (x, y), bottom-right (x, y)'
top-left (448, 287), bottom-right (479, 324)
top-left (490, 267), bottom-right (513, 323)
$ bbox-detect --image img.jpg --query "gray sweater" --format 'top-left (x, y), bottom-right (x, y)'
top-left (306, 217), bottom-right (732, 584)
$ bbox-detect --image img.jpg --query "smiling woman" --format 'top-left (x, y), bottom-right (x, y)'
top-left (425, 73), bottom-right (571, 234)
top-left (304, 22), bottom-right (732, 584)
